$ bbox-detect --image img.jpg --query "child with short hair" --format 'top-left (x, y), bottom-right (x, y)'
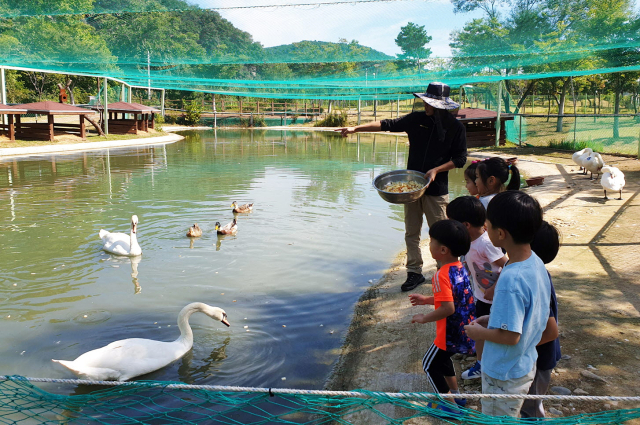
top-left (520, 221), bottom-right (562, 418)
top-left (464, 191), bottom-right (551, 417)
top-left (446, 196), bottom-right (508, 380)
top-left (409, 219), bottom-right (476, 409)
top-left (475, 157), bottom-right (521, 208)
top-left (464, 162), bottom-right (479, 196)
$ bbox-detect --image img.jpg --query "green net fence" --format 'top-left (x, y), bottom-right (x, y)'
top-left (1, 376), bottom-right (639, 424)
top-left (0, 0), bottom-right (639, 99)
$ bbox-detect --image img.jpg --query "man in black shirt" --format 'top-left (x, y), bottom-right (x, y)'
top-left (337, 82), bottom-right (467, 291)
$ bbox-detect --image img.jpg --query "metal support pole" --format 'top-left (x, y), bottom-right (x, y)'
top-left (495, 80), bottom-right (502, 147)
top-left (212, 93), bottom-right (217, 128)
top-left (161, 89), bottom-right (165, 117)
top-left (0, 67), bottom-right (6, 125)
top-left (397, 96), bottom-right (400, 117)
top-left (103, 77), bottom-right (109, 135)
top-left (121, 84), bottom-right (125, 102)
top-left (357, 97), bottom-right (361, 125)
top-left (128, 85), bottom-right (132, 103)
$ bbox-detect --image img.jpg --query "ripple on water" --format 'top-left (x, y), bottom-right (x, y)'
top-left (73, 310), bottom-right (112, 324)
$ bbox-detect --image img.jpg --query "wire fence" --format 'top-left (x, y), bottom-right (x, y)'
top-left (507, 114), bottom-right (640, 156)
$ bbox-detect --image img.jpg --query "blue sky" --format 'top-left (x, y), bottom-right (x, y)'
top-left (192, 0), bottom-right (484, 57)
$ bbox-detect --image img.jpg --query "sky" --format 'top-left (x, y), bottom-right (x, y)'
top-left (191, 0), bottom-right (484, 58)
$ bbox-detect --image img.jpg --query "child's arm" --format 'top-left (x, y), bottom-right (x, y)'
top-left (538, 316), bottom-right (559, 345)
top-left (412, 301), bottom-right (454, 324)
top-left (464, 322), bottom-right (520, 345)
top-left (409, 294), bottom-right (434, 306)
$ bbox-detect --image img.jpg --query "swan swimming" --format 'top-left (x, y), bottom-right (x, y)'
top-left (52, 302), bottom-right (230, 381)
top-left (99, 215), bottom-right (142, 257)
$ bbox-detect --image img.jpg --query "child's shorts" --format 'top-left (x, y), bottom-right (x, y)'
top-left (481, 367), bottom-right (536, 417)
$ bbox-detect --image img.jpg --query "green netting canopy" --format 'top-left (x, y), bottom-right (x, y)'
top-left (0, 0), bottom-right (638, 99)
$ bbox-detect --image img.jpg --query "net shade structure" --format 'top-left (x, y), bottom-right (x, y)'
top-left (0, 0), bottom-right (638, 101)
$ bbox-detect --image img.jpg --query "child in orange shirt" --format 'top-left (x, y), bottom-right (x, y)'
top-left (410, 219), bottom-right (476, 409)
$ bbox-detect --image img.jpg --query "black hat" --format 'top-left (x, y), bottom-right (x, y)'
top-left (413, 82), bottom-right (460, 110)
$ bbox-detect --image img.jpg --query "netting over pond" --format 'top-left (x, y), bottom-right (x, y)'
top-left (1, 376), bottom-right (639, 424)
top-left (0, 0), bottom-right (639, 99)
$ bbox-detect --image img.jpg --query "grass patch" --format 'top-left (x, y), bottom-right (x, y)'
top-left (548, 139), bottom-right (605, 152)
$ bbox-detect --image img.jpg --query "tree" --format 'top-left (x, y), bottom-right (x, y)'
top-left (395, 22), bottom-right (432, 72)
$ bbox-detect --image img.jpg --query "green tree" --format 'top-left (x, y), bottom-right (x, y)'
top-left (394, 22), bottom-right (432, 72)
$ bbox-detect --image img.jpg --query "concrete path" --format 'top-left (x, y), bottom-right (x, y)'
top-left (0, 134), bottom-right (184, 159)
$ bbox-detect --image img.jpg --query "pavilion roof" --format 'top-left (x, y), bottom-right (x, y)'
top-left (0, 103), bottom-right (27, 114)
top-left (455, 108), bottom-right (514, 121)
top-left (102, 102), bottom-right (161, 113)
top-left (17, 101), bottom-right (93, 115)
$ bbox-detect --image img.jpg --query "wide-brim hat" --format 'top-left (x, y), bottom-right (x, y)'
top-left (413, 82), bottom-right (460, 110)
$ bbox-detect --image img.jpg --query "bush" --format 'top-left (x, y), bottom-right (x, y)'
top-left (314, 110), bottom-right (348, 127)
top-left (240, 114), bottom-right (267, 127)
top-left (155, 114), bottom-right (164, 131)
top-left (163, 114), bottom-right (178, 124)
top-left (184, 100), bottom-right (202, 125)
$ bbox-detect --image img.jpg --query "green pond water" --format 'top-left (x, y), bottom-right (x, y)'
top-left (0, 129), bottom-right (466, 392)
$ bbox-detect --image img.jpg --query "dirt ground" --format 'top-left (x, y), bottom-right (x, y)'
top-left (327, 147), bottom-right (640, 423)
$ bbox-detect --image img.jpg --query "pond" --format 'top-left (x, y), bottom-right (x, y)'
top-left (0, 129), bottom-right (467, 393)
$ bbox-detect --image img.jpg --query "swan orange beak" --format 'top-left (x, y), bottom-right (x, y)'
top-left (221, 315), bottom-right (230, 327)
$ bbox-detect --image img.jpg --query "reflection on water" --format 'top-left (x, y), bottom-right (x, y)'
top-left (0, 129), bottom-right (465, 393)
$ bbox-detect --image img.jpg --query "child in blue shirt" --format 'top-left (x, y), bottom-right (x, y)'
top-left (464, 191), bottom-right (551, 417)
top-left (521, 221), bottom-right (562, 418)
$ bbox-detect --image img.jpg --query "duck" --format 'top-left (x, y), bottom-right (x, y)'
top-left (583, 152), bottom-right (604, 180)
top-left (52, 302), bottom-right (230, 381)
top-left (601, 166), bottom-right (625, 200)
top-left (99, 215), bottom-right (142, 257)
top-left (186, 223), bottom-right (202, 238)
top-left (215, 219), bottom-right (237, 235)
top-left (572, 147), bottom-right (592, 172)
top-left (231, 201), bottom-right (253, 214)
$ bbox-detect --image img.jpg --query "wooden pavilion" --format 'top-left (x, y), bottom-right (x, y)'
top-left (99, 102), bottom-right (161, 134)
top-left (15, 101), bottom-right (96, 141)
top-left (455, 108), bottom-right (514, 147)
top-left (0, 104), bottom-right (27, 141)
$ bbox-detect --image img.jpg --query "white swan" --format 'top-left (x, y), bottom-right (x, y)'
top-left (601, 166), bottom-right (625, 200)
top-left (583, 152), bottom-right (604, 180)
top-left (576, 148), bottom-right (594, 174)
top-left (99, 215), bottom-right (142, 257)
top-left (52, 302), bottom-right (230, 381)
top-left (572, 147), bottom-right (591, 172)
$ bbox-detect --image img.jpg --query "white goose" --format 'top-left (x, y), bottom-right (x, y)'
top-left (99, 215), bottom-right (142, 256)
top-left (572, 147), bottom-right (591, 172)
top-left (52, 303), bottom-right (230, 381)
top-left (583, 152), bottom-right (605, 180)
top-left (601, 166), bottom-right (625, 200)
top-left (576, 148), bottom-right (594, 174)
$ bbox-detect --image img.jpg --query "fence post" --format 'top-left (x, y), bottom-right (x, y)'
top-left (495, 80), bottom-right (502, 147)
top-left (358, 97), bottom-right (361, 125)
top-left (212, 93), bottom-right (217, 129)
top-left (0, 67), bottom-right (5, 125)
top-left (519, 115), bottom-right (522, 146)
top-left (103, 77), bottom-right (109, 135)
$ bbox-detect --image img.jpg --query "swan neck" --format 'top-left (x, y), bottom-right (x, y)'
top-left (176, 303), bottom-right (200, 346)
